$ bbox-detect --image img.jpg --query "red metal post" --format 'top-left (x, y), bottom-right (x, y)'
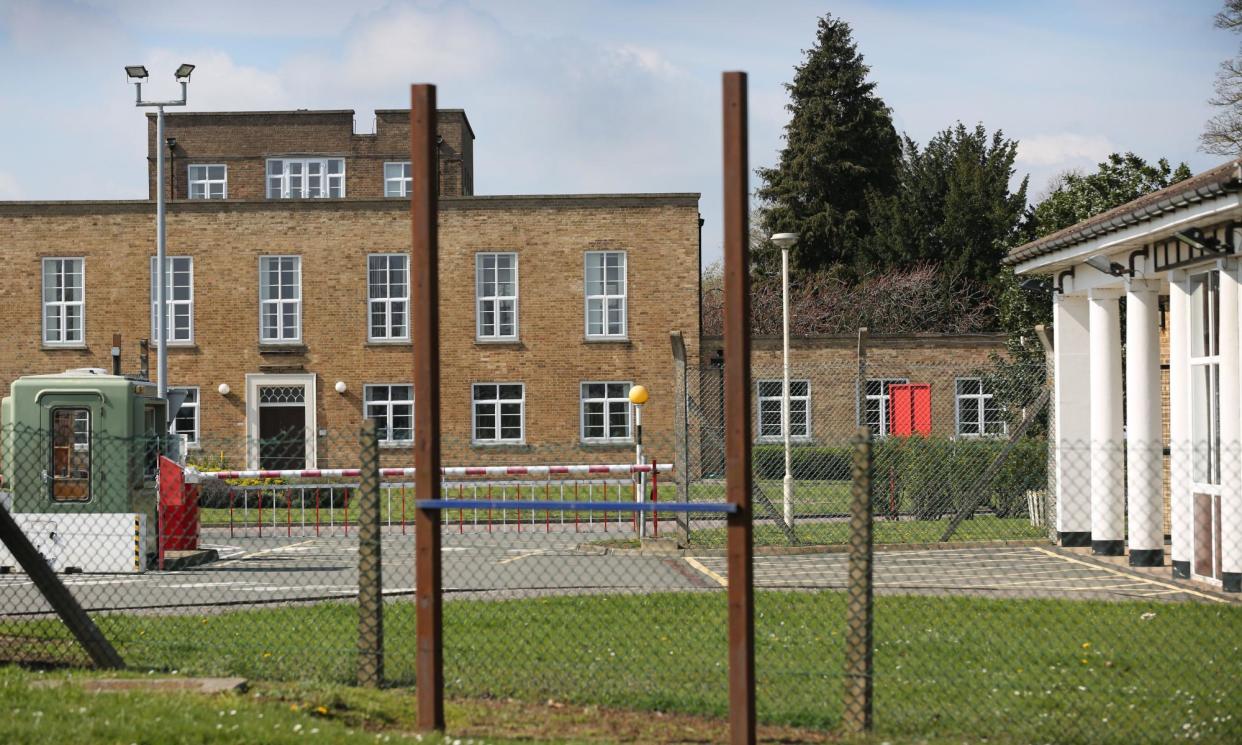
top-left (411, 83), bottom-right (445, 733)
top-left (228, 488), bottom-right (235, 539)
top-left (286, 488), bottom-right (292, 537)
top-left (344, 487), bottom-right (350, 536)
top-left (258, 490), bottom-right (263, 538)
top-left (722, 70), bottom-right (756, 745)
top-left (315, 488), bottom-right (321, 537)
top-left (652, 460), bottom-right (659, 538)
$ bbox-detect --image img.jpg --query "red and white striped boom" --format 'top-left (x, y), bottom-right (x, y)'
top-left (191, 462), bottom-right (673, 481)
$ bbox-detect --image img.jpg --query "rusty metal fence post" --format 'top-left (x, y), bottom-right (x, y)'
top-left (410, 82), bottom-right (445, 732)
top-left (357, 419), bottom-right (383, 687)
top-left (843, 426), bottom-right (874, 734)
top-left (721, 69), bottom-right (756, 745)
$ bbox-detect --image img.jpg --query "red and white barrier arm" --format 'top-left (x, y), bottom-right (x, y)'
top-left (189, 462), bottom-right (674, 481)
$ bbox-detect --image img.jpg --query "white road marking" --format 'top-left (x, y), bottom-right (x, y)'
top-left (214, 538), bottom-right (319, 567)
top-left (498, 550), bottom-right (552, 565)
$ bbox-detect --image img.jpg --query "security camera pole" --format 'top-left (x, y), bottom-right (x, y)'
top-left (126, 63), bottom-right (195, 401)
top-left (629, 384), bottom-right (649, 538)
top-left (770, 232), bottom-right (799, 528)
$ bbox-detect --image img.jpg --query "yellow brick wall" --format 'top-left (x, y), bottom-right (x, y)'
top-left (0, 195), bottom-right (700, 470)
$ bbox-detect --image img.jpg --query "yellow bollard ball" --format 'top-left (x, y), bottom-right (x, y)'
top-left (628, 384), bottom-right (649, 405)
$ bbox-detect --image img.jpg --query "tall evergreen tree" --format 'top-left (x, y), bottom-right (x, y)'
top-left (863, 123), bottom-right (1028, 288)
top-left (756, 13), bottom-right (901, 272)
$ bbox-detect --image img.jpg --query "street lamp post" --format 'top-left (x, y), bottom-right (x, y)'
top-left (126, 63), bottom-right (195, 401)
top-left (770, 232), bottom-right (799, 528)
top-left (629, 384), bottom-right (650, 538)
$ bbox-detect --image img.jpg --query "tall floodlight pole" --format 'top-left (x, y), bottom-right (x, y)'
top-left (126, 63), bottom-right (195, 401)
top-left (770, 233), bottom-right (799, 528)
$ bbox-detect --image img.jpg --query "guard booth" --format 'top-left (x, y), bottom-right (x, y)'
top-left (0, 368), bottom-right (179, 573)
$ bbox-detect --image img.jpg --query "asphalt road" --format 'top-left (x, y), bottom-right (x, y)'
top-left (0, 528), bottom-right (1229, 617)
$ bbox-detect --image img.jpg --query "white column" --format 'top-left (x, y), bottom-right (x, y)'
top-left (1222, 261), bottom-right (1242, 592)
top-left (1168, 271), bottom-right (1192, 579)
top-left (1053, 292), bottom-right (1091, 545)
top-left (1125, 279), bottom-right (1164, 565)
top-left (1089, 288), bottom-right (1125, 555)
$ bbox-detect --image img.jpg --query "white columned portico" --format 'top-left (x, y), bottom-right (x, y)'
top-left (1125, 278), bottom-right (1164, 565)
top-left (1168, 270), bottom-right (1192, 579)
top-left (1221, 260), bottom-right (1242, 592)
top-left (1053, 292), bottom-right (1092, 546)
top-left (1088, 287), bottom-right (1125, 555)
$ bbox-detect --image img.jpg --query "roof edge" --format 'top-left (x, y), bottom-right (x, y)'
top-left (1004, 159), bottom-right (1242, 266)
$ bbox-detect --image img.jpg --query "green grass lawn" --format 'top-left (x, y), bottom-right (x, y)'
top-left (3, 592), bottom-right (1237, 743)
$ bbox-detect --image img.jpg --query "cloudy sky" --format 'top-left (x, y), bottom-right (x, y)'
top-left (0, 0), bottom-right (1233, 267)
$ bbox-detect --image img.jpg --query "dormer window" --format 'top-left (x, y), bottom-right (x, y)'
top-left (266, 158), bottom-right (345, 199)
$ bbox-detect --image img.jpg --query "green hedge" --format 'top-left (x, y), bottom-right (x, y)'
top-left (754, 437), bottom-right (1046, 519)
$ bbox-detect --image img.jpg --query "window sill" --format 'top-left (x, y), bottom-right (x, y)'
top-left (41, 344), bottom-right (88, 351)
top-left (474, 339), bottom-right (524, 348)
top-left (259, 344), bottom-right (308, 354)
top-left (380, 442), bottom-right (414, 450)
top-left (583, 337), bottom-right (631, 345)
top-left (756, 438), bottom-right (814, 445)
top-left (579, 439), bottom-right (635, 448)
top-left (470, 442), bottom-right (530, 451)
top-left (167, 344), bottom-right (200, 352)
top-left (366, 340), bottom-right (412, 347)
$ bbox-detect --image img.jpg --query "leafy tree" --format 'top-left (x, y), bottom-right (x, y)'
top-left (1203, 0), bottom-right (1242, 155)
top-left (863, 123), bottom-right (1028, 289)
top-left (1026, 153), bottom-right (1192, 237)
top-left (756, 13), bottom-right (901, 272)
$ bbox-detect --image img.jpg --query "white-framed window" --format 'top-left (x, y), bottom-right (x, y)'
top-left (259, 256), bottom-right (301, 343)
top-left (150, 256), bottom-right (194, 344)
top-left (170, 386), bottom-right (199, 446)
top-left (364, 384), bottom-right (414, 445)
top-left (472, 383), bottom-right (524, 444)
top-left (188, 164), bottom-right (227, 199)
top-left (757, 379), bottom-right (810, 441)
top-left (266, 158), bottom-right (345, 199)
top-left (862, 378), bottom-right (908, 436)
top-left (42, 257), bottom-right (85, 346)
top-left (955, 378), bottom-right (1006, 436)
top-left (580, 382), bottom-right (632, 442)
top-left (1190, 270), bottom-right (1222, 487)
top-left (384, 161), bottom-right (411, 197)
top-left (584, 251), bottom-right (627, 338)
top-left (476, 252), bottom-right (518, 340)
top-left (367, 254), bottom-right (409, 341)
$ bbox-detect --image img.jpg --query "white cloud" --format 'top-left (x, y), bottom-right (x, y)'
top-left (145, 49), bottom-right (291, 111)
top-left (1016, 133), bottom-right (1116, 168)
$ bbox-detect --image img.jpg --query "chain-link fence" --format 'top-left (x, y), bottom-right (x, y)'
top-left (1, 376), bottom-right (1239, 743)
top-left (682, 358), bottom-right (1053, 549)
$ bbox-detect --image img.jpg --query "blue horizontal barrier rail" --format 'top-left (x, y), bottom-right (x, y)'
top-left (414, 499), bottom-right (738, 514)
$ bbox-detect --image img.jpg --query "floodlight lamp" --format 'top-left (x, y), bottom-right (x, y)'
top-left (1084, 255), bottom-right (1125, 276)
top-left (1019, 278), bottom-right (1046, 292)
top-left (175, 63), bottom-right (195, 81)
top-left (125, 65), bottom-right (149, 80)
top-left (770, 232), bottom-right (799, 249)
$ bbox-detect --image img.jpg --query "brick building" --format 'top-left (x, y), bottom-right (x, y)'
top-left (0, 108), bottom-right (700, 470)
